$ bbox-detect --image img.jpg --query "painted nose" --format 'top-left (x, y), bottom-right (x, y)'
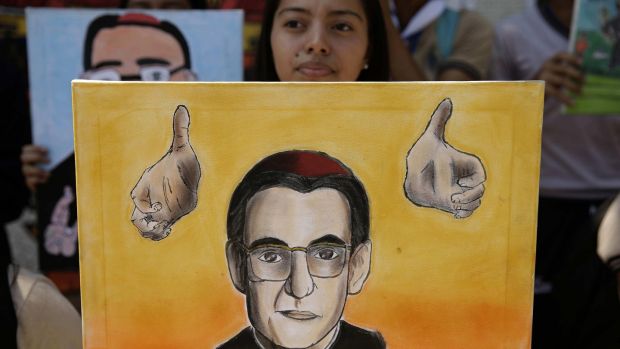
top-left (304, 26), bottom-right (330, 55)
top-left (284, 251), bottom-right (315, 299)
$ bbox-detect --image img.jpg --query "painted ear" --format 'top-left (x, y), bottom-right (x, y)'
top-left (172, 68), bottom-right (197, 81)
top-left (348, 240), bottom-right (372, 295)
top-left (225, 241), bottom-right (246, 294)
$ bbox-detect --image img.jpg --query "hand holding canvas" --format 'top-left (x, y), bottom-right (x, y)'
top-left (404, 98), bottom-right (486, 219)
top-left (130, 105), bottom-right (201, 241)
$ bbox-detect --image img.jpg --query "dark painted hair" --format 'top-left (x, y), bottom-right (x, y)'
top-left (119, 0), bottom-right (206, 9)
top-left (82, 13), bottom-right (191, 71)
top-left (227, 151), bottom-right (370, 250)
top-left (255, 0), bottom-right (390, 81)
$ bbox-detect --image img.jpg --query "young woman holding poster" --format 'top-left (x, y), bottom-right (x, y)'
top-left (255, 0), bottom-right (391, 82)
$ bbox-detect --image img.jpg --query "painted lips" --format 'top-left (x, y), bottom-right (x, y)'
top-left (279, 310), bottom-right (320, 320)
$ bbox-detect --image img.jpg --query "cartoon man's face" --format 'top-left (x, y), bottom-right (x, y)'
top-left (233, 186), bottom-right (370, 348)
top-left (85, 24), bottom-right (193, 81)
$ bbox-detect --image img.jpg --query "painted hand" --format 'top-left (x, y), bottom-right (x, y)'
top-left (44, 185), bottom-right (78, 256)
top-left (130, 105), bottom-right (201, 241)
top-left (404, 98), bottom-right (486, 219)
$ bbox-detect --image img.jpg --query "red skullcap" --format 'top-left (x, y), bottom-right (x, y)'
top-left (118, 13), bottom-right (161, 25)
top-left (252, 151), bottom-right (352, 177)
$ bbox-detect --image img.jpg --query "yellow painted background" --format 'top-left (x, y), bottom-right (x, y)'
top-left (73, 81), bottom-right (543, 349)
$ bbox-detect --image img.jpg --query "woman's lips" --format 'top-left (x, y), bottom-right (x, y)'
top-left (279, 310), bottom-right (320, 320)
top-left (296, 62), bottom-right (334, 78)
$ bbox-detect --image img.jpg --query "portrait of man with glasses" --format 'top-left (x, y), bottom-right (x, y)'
top-left (220, 150), bottom-right (385, 349)
top-left (80, 13), bottom-right (197, 82)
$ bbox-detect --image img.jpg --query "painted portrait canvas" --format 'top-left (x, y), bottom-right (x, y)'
top-left (26, 7), bottom-right (242, 279)
top-left (73, 81), bottom-right (543, 349)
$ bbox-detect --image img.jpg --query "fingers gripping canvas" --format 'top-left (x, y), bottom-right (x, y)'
top-left (73, 81), bottom-right (543, 349)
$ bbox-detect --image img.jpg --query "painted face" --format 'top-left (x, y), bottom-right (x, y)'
top-left (270, 0), bottom-right (369, 81)
top-left (87, 25), bottom-right (193, 81)
top-left (244, 187), bottom-right (352, 348)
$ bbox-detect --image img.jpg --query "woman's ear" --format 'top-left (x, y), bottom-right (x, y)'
top-left (226, 241), bottom-right (246, 294)
top-left (348, 240), bottom-right (372, 295)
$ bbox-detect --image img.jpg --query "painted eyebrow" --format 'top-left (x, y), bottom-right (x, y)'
top-left (249, 237), bottom-right (289, 249)
top-left (309, 234), bottom-right (348, 246)
top-left (92, 60), bottom-right (122, 69)
top-left (137, 58), bottom-right (171, 66)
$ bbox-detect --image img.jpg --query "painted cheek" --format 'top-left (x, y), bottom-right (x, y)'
top-left (315, 274), bottom-right (348, 317)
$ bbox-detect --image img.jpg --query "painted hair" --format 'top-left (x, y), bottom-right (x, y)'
top-left (255, 0), bottom-right (390, 81)
top-left (227, 150), bottom-right (370, 250)
top-left (119, 0), bottom-right (206, 9)
top-left (82, 13), bottom-right (191, 71)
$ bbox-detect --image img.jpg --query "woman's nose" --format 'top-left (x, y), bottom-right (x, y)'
top-left (304, 25), bottom-right (330, 55)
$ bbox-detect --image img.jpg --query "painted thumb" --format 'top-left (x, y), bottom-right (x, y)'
top-left (426, 98), bottom-right (452, 140)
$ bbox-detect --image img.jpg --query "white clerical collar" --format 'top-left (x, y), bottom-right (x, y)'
top-left (390, 0), bottom-right (446, 39)
top-left (251, 322), bottom-right (342, 349)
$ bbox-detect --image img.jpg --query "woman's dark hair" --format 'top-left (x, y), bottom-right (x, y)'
top-left (227, 151), bottom-right (370, 250)
top-left (255, 0), bottom-right (390, 81)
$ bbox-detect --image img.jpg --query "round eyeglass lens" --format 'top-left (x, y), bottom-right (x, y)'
top-left (87, 69), bottom-right (121, 81)
top-left (140, 66), bottom-right (170, 81)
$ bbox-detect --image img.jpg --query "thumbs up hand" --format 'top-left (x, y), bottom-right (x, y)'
top-left (130, 105), bottom-right (201, 241)
top-left (404, 98), bottom-right (486, 219)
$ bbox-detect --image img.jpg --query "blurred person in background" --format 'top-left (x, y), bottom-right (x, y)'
top-left (492, 0), bottom-right (620, 347)
top-left (1, 233), bottom-right (81, 348)
top-left (1, 12), bottom-right (32, 348)
top-left (380, 0), bottom-right (493, 81)
top-left (598, 193), bottom-right (620, 303)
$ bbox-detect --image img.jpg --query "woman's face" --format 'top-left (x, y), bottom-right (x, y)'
top-left (270, 0), bottom-right (369, 81)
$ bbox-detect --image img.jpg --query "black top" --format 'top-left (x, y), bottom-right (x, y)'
top-left (217, 321), bottom-right (385, 349)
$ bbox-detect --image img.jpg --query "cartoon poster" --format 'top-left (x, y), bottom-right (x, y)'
top-left (568, 0), bottom-right (620, 114)
top-left (26, 8), bottom-right (242, 276)
top-left (73, 81), bottom-right (543, 349)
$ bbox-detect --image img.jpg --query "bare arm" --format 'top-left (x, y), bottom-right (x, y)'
top-left (380, 0), bottom-right (427, 81)
top-left (436, 10), bottom-right (494, 81)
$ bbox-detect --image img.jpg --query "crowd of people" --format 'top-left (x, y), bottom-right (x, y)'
top-left (1, 0), bottom-right (620, 348)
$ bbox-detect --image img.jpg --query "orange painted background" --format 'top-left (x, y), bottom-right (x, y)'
top-left (73, 82), bottom-right (543, 349)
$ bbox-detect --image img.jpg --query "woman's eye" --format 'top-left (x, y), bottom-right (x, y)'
top-left (258, 251), bottom-right (283, 263)
top-left (314, 248), bottom-right (339, 260)
top-left (284, 20), bottom-right (304, 29)
top-left (333, 23), bottom-right (353, 32)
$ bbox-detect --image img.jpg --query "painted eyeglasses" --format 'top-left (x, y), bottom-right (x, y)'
top-left (242, 242), bottom-right (351, 281)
